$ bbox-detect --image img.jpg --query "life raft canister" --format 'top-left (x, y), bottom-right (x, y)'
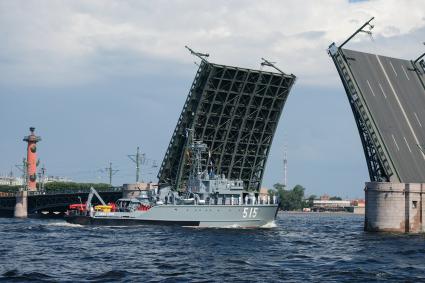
top-left (138, 204), bottom-right (151, 211)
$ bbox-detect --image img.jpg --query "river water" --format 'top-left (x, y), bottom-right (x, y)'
top-left (0, 213), bottom-right (424, 282)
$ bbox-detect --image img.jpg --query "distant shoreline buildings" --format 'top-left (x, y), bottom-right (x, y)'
top-left (309, 194), bottom-right (365, 214)
top-left (0, 174), bottom-right (72, 186)
top-left (0, 175), bottom-right (24, 186)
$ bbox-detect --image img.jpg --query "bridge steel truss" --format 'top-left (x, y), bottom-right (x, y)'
top-left (158, 60), bottom-right (296, 191)
top-left (328, 44), bottom-right (399, 182)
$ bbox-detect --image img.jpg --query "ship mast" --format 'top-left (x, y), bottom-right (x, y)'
top-left (186, 129), bottom-right (208, 192)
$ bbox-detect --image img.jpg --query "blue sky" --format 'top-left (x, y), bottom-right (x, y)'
top-left (1, 0), bottom-right (424, 198)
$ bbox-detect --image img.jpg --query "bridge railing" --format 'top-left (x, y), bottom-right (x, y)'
top-left (26, 187), bottom-right (123, 196)
top-left (0, 192), bottom-right (15, 197)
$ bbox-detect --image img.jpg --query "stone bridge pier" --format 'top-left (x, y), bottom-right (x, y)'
top-left (365, 182), bottom-right (424, 233)
top-left (14, 191), bottom-right (28, 218)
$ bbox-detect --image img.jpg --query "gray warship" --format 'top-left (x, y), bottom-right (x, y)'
top-left (65, 138), bottom-right (279, 228)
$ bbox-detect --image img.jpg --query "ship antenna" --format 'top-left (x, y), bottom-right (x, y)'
top-left (185, 128), bottom-right (208, 193)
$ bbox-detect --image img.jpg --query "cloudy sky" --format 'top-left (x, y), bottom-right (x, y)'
top-left (1, 0), bottom-right (424, 198)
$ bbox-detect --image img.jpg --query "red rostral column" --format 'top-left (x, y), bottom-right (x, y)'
top-left (23, 127), bottom-right (41, 190)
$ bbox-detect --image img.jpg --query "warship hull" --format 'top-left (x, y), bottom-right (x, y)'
top-left (65, 204), bottom-right (279, 228)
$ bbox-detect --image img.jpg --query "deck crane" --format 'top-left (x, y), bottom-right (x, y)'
top-left (86, 187), bottom-right (107, 209)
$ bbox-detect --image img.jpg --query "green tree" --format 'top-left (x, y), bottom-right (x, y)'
top-left (330, 196), bottom-right (342, 200)
top-left (44, 182), bottom-right (111, 191)
top-left (0, 185), bottom-right (20, 193)
top-left (307, 194), bottom-right (317, 208)
top-left (271, 183), bottom-right (306, 211)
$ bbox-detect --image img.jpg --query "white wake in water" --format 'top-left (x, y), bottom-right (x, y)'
top-left (45, 221), bottom-right (83, 228)
top-left (260, 221), bottom-right (277, 229)
top-left (224, 224), bottom-right (243, 229)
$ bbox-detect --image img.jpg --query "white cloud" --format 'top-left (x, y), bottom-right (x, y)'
top-left (2, 0), bottom-right (424, 195)
top-left (0, 0), bottom-right (424, 87)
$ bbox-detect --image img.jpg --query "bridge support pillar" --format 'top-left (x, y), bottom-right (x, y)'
top-left (14, 190), bottom-right (28, 218)
top-left (365, 182), bottom-right (424, 233)
top-left (123, 183), bottom-right (156, 198)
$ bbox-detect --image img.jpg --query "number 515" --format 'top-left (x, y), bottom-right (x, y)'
top-left (242, 207), bottom-right (258, 218)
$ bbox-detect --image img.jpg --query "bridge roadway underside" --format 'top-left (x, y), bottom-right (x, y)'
top-left (343, 49), bottom-right (425, 183)
top-left (158, 60), bottom-right (296, 191)
top-left (0, 191), bottom-right (122, 217)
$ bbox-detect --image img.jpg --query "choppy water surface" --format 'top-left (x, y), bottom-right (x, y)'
top-left (1, 213), bottom-right (424, 282)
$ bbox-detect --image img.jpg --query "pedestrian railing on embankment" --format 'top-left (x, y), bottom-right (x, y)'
top-left (0, 192), bottom-right (15, 197)
top-left (27, 187), bottom-right (123, 196)
top-left (0, 187), bottom-right (122, 198)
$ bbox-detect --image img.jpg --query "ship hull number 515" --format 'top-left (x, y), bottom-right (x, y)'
top-left (242, 207), bottom-right (258, 218)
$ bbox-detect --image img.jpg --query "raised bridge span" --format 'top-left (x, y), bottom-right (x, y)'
top-left (158, 59), bottom-right (296, 191)
top-left (329, 45), bottom-right (425, 183)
